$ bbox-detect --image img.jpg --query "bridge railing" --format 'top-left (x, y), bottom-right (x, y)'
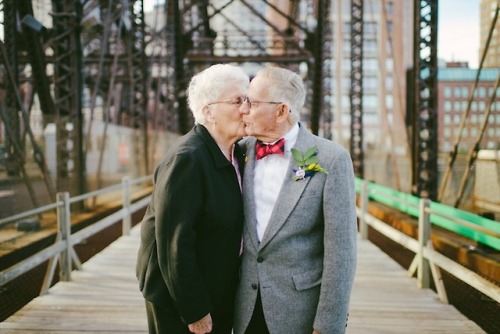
top-left (356, 178), bottom-right (500, 304)
top-left (0, 175), bottom-right (152, 295)
top-left (2, 175), bottom-right (498, 303)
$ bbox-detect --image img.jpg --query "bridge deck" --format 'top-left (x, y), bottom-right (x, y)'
top-left (0, 225), bottom-right (485, 333)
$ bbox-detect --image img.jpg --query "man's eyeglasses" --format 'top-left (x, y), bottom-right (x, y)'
top-left (207, 96), bottom-right (282, 109)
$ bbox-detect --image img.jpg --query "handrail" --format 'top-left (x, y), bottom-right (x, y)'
top-left (0, 175), bottom-right (153, 293)
top-left (355, 178), bottom-right (500, 250)
top-left (356, 179), bottom-right (500, 304)
top-left (2, 175), bottom-right (497, 303)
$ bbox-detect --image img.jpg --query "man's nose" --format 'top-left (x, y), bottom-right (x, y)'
top-left (239, 100), bottom-right (250, 114)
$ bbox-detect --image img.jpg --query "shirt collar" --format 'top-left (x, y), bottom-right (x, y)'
top-left (282, 123), bottom-right (300, 152)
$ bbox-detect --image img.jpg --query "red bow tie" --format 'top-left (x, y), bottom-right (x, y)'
top-left (255, 138), bottom-right (285, 160)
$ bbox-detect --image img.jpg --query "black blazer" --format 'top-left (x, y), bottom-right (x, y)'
top-left (136, 124), bottom-right (244, 326)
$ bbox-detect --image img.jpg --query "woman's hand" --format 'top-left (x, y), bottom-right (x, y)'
top-left (188, 313), bottom-right (213, 334)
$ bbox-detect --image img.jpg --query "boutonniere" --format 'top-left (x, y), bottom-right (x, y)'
top-left (291, 146), bottom-right (328, 181)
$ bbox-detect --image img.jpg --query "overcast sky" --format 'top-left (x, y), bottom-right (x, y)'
top-left (438, 0), bottom-right (481, 68)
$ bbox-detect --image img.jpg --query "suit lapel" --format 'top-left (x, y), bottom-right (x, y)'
top-left (259, 126), bottom-right (316, 250)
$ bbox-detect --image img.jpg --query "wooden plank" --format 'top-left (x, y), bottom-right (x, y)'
top-left (0, 226), bottom-right (148, 333)
top-left (348, 238), bottom-right (486, 333)
top-left (0, 226), bottom-right (486, 333)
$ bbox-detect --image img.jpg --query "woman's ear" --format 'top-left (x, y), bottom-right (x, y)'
top-left (202, 105), bottom-right (215, 123)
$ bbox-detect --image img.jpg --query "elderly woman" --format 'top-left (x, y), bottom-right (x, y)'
top-left (136, 64), bottom-right (249, 334)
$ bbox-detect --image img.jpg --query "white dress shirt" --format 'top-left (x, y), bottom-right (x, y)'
top-left (253, 123), bottom-right (299, 242)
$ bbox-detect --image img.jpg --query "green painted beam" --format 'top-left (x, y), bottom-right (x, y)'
top-left (355, 178), bottom-right (500, 251)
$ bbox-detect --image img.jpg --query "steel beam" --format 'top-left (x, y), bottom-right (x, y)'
top-left (350, 0), bottom-right (364, 177)
top-left (412, 0), bottom-right (439, 200)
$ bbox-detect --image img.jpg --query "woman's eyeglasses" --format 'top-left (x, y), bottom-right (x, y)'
top-left (207, 96), bottom-right (281, 109)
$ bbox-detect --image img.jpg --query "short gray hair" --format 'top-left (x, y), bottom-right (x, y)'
top-left (255, 67), bottom-right (305, 124)
top-left (187, 64), bottom-right (249, 124)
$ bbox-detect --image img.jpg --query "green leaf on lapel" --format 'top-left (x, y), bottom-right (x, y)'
top-left (303, 146), bottom-right (318, 160)
top-left (291, 148), bottom-right (304, 164)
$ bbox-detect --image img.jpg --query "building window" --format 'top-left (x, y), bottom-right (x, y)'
top-left (444, 87), bottom-right (452, 98)
top-left (386, 75), bottom-right (393, 89)
top-left (364, 22), bottom-right (377, 35)
top-left (462, 86), bottom-right (469, 98)
top-left (462, 101), bottom-right (468, 111)
top-left (342, 95), bottom-right (350, 108)
top-left (444, 114), bottom-right (451, 124)
top-left (472, 101), bottom-right (478, 111)
top-left (386, 1), bottom-right (394, 15)
top-left (386, 95), bottom-right (393, 109)
top-left (444, 101), bottom-right (452, 111)
top-left (364, 39), bottom-right (378, 53)
top-left (364, 59), bottom-right (378, 71)
top-left (454, 86), bottom-right (461, 98)
top-left (363, 95), bottom-right (378, 108)
top-left (479, 101), bottom-right (486, 111)
top-left (386, 58), bottom-right (393, 71)
top-left (364, 76), bottom-right (378, 90)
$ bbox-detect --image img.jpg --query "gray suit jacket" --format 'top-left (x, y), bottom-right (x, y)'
top-left (234, 125), bottom-right (357, 334)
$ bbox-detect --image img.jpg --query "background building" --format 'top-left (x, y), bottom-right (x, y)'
top-left (480, 0), bottom-right (500, 67)
top-left (437, 64), bottom-right (500, 153)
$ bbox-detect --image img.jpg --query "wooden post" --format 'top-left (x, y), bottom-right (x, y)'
top-left (57, 192), bottom-right (72, 282)
top-left (122, 176), bottom-right (131, 235)
top-left (360, 180), bottom-right (369, 239)
top-left (417, 198), bottom-right (431, 289)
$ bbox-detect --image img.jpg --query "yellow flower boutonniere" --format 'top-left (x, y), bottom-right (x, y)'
top-left (291, 146), bottom-right (328, 181)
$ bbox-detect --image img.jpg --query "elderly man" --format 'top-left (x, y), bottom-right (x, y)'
top-left (234, 66), bottom-right (357, 334)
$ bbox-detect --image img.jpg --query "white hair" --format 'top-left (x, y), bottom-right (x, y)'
top-left (187, 64), bottom-right (249, 124)
top-left (255, 67), bottom-right (306, 124)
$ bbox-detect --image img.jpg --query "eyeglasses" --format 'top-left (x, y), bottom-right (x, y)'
top-left (207, 96), bottom-right (282, 109)
top-left (207, 96), bottom-right (246, 107)
top-left (245, 97), bottom-right (282, 109)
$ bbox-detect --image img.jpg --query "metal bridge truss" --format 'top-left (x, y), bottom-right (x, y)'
top-left (0, 0), bottom-right (442, 207)
top-left (0, 0), bottom-right (334, 204)
top-left (411, 0), bottom-right (439, 200)
top-left (0, 0), bottom-right (149, 202)
top-left (349, 0), bottom-right (364, 178)
top-left (163, 0), bottom-right (334, 136)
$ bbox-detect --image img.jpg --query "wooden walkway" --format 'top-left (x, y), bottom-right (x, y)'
top-left (0, 225), bottom-right (485, 333)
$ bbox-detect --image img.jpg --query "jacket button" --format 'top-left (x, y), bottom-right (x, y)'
top-left (257, 256), bottom-right (264, 263)
top-left (251, 284), bottom-right (258, 290)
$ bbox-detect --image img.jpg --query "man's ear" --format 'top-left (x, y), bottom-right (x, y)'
top-left (275, 103), bottom-right (289, 123)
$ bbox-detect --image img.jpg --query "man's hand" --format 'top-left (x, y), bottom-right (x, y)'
top-left (188, 313), bottom-right (213, 334)
top-left (313, 330), bottom-right (321, 334)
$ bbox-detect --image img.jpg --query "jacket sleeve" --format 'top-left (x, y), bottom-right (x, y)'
top-left (154, 152), bottom-right (212, 325)
top-left (314, 148), bottom-right (358, 334)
